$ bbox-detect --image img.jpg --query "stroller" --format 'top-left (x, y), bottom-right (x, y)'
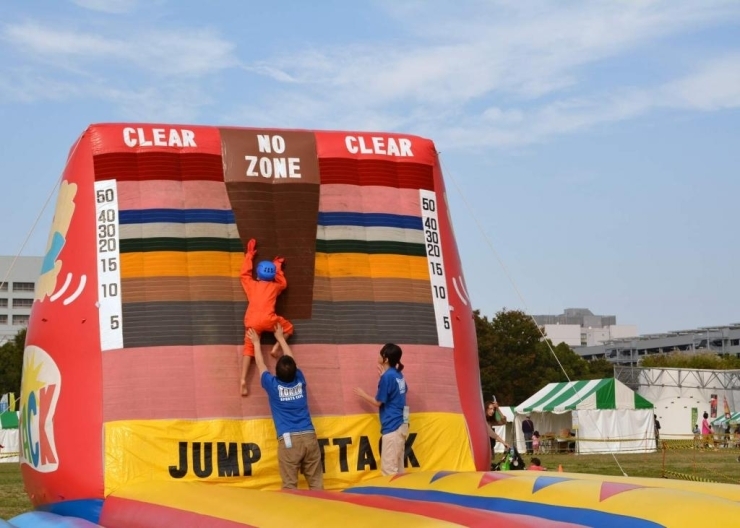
top-left (492, 446), bottom-right (526, 471)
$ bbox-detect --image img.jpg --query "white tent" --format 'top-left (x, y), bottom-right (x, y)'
top-left (491, 406), bottom-right (515, 453)
top-left (514, 378), bottom-right (656, 455)
top-left (632, 367), bottom-right (740, 441)
top-left (0, 410), bottom-right (20, 464)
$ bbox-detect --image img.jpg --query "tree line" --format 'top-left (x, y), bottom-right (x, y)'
top-left (0, 329), bottom-right (25, 397)
top-left (476, 309), bottom-right (614, 405)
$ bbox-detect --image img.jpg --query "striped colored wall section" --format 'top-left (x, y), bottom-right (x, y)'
top-left (93, 136), bottom-right (440, 349)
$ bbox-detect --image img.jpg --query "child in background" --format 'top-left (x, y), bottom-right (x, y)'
top-left (528, 457), bottom-right (547, 471)
top-left (532, 431), bottom-right (541, 454)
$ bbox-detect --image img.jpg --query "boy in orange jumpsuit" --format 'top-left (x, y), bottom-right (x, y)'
top-left (240, 238), bottom-right (294, 396)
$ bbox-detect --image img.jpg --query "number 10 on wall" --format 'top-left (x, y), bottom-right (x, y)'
top-left (94, 180), bottom-right (123, 350)
top-left (420, 189), bottom-right (454, 348)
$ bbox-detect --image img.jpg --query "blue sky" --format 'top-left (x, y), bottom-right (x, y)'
top-left (1, 0), bottom-right (739, 334)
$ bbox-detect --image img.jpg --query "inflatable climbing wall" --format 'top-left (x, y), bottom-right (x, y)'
top-left (19, 124), bottom-right (486, 513)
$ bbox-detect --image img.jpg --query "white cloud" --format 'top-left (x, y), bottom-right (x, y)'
top-left (2, 22), bottom-right (237, 76)
top-left (0, 19), bottom-right (237, 120)
top-left (3, 2), bottom-right (740, 140)
top-left (662, 54), bottom-right (740, 111)
top-left (99, 84), bottom-right (214, 122)
top-left (254, 1), bottom-right (740, 104)
top-left (0, 67), bottom-right (211, 122)
top-left (240, 0), bottom-right (740, 148)
top-left (71, 0), bottom-right (138, 15)
top-left (0, 70), bottom-right (83, 104)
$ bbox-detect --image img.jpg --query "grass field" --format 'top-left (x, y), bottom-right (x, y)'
top-left (1, 448), bottom-right (738, 520)
top-left (0, 464), bottom-right (32, 520)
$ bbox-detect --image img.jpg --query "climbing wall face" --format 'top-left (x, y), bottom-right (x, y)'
top-left (20, 124), bottom-right (486, 506)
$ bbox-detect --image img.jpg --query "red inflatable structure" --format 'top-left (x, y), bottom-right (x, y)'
top-left (18, 124), bottom-right (486, 522)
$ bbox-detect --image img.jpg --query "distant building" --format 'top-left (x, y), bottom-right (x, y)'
top-left (534, 308), bottom-right (637, 347)
top-left (533, 307), bottom-right (617, 328)
top-left (575, 324), bottom-right (740, 365)
top-left (0, 256), bottom-right (42, 345)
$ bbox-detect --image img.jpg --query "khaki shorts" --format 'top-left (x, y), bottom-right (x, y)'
top-left (381, 423), bottom-right (409, 476)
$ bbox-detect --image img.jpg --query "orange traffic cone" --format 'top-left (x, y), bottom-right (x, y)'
top-left (558, 464), bottom-right (563, 472)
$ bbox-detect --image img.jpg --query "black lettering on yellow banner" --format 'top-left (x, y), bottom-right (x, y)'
top-left (405, 433), bottom-right (420, 469)
top-left (333, 437), bottom-right (352, 472)
top-left (357, 436), bottom-right (377, 471)
top-left (217, 442), bottom-right (239, 477)
top-left (241, 443), bottom-right (261, 476)
top-left (317, 438), bottom-right (330, 473)
top-left (193, 442), bottom-right (212, 478)
top-left (169, 441), bottom-right (263, 479)
top-left (169, 442), bottom-right (188, 478)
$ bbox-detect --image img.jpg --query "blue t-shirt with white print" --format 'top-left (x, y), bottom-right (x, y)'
top-left (261, 368), bottom-right (315, 438)
top-left (375, 367), bottom-right (407, 435)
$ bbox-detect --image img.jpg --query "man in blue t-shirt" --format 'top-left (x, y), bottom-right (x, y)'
top-left (249, 324), bottom-right (323, 489)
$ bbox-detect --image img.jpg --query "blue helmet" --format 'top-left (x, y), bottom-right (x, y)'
top-left (256, 260), bottom-right (276, 281)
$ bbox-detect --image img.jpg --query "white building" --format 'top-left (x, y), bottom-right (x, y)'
top-left (542, 323), bottom-right (638, 347)
top-left (0, 256), bottom-right (42, 345)
top-left (582, 325), bottom-right (638, 346)
top-left (535, 308), bottom-right (638, 348)
top-left (542, 324), bottom-right (582, 347)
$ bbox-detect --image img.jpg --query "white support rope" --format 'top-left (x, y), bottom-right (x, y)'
top-left (0, 176), bottom-right (62, 292)
top-left (439, 154), bottom-right (629, 476)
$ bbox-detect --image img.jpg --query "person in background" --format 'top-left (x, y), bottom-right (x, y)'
top-left (532, 431), bottom-right (541, 454)
top-left (654, 414), bottom-right (661, 447)
top-left (485, 401), bottom-right (509, 461)
top-left (522, 414), bottom-right (535, 455)
top-left (701, 411), bottom-right (715, 449)
top-left (528, 457), bottom-right (547, 471)
top-left (354, 343), bottom-right (409, 476)
top-left (723, 419), bottom-right (731, 447)
top-left (692, 423), bottom-right (701, 449)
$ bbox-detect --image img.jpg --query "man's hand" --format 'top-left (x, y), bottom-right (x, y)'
top-left (273, 323), bottom-right (294, 358)
top-left (274, 323), bottom-right (285, 342)
top-left (246, 328), bottom-right (260, 347)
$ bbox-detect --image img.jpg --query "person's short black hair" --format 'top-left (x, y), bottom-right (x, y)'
top-left (276, 356), bottom-right (297, 383)
top-left (531, 457), bottom-right (541, 466)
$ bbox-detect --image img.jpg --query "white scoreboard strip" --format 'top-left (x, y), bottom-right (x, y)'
top-left (94, 179), bottom-right (123, 351)
top-left (419, 189), bottom-right (454, 348)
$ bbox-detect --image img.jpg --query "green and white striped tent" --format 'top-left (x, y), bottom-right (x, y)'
top-left (517, 378), bottom-right (654, 414)
top-left (712, 412), bottom-right (740, 427)
top-left (514, 378), bottom-right (656, 454)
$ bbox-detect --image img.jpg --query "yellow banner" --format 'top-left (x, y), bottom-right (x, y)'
top-left (104, 412), bottom-right (474, 495)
